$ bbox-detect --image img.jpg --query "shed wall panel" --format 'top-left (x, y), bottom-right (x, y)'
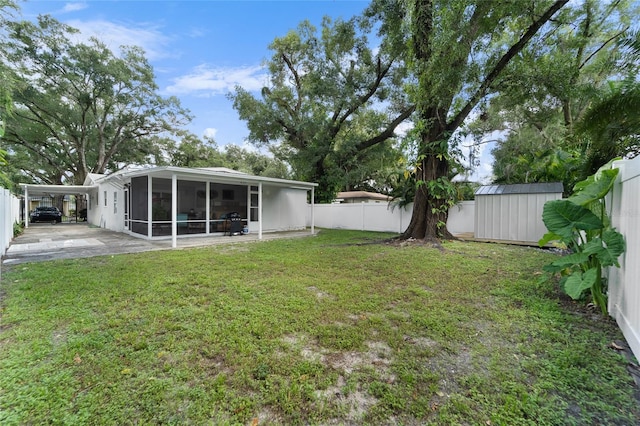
top-left (475, 192), bottom-right (561, 243)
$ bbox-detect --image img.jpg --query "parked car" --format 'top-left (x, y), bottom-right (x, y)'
top-left (30, 206), bottom-right (63, 223)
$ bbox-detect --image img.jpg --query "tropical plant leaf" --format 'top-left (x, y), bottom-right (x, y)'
top-left (582, 229), bottom-right (626, 267)
top-left (550, 253), bottom-right (590, 269)
top-left (564, 268), bottom-right (598, 300)
top-left (538, 231), bottom-right (565, 247)
top-left (543, 262), bottom-right (568, 273)
top-left (569, 168), bottom-right (619, 207)
top-left (542, 199), bottom-right (603, 240)
top-left (572, 175), bottom-right (594, 194)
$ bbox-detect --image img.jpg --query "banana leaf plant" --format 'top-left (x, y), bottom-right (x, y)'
top-left (538, 160), bottom-right (625, 315)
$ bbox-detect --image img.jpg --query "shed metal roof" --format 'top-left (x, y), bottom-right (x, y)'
top-left (475, 182), bottom-right (563, 196)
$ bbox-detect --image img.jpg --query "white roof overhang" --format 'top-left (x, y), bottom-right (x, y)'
top-left (118, 166), bottom-right (318, 191)
top-left (20, 184), bottom-right (98, 196)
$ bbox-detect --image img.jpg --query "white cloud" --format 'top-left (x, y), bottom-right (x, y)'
top-left (188, 27), bottom-right (207, 38)
top-left (203, 128), bottom-right (218, 139)
top-left (166, 64), bottom-right (268, 96)
top-left (65, 19), bottom-right (173, 60)
top-left (61, 3), bottom-right (88, 13)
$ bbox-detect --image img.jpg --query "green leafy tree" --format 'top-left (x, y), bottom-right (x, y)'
top-left (168, 132), bottom-right (291, 179)
top-left (169, 133), bottom-right (226, 168)
top-left (368, 0), bottom-right (569, 239)
top-left (0, 0), bottom-right (19, 134)
top-left (230, 17), bottom-right (414, 203)
top-left (221, 144), bottom-right (290, 179)
top-left (0, 0), bottom-right (19, 184)
top-left (472, 0), bottom-right (635, 187)
top-left (0, 15), bottom-right (191, 185)
top-left (577, 31), bottom-right (640, 172)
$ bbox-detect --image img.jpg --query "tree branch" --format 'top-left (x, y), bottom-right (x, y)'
top-left (579, 27), bottom-right (629, 70)
top-left (330, 56), bottom-right (395, 138)
top-left (281, 53), bottom-right (303, 115)
top-left (446, 0), bottom-right (569, 134)
top-left (355, 105), bottom-right (416, 151)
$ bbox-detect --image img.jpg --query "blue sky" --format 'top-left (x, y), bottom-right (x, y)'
top-left (18, 0), bottom-right (494, 182)
top-left (19, 1), bottom-right (369, 143)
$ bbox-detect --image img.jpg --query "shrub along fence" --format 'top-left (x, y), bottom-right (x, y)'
top-left (608, 156), bottom-right (640, 359)
top-left (0, 188), bottom-right (21, 258)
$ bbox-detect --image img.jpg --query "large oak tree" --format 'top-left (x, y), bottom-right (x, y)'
top-left (230, 17), bottom-right (414, 202)
top-left (368, 0), bottom-right (569, 239)
top-left (0, 15), bottom-right (190, 185)
top-left (0, 0), bottom-right (18, 129)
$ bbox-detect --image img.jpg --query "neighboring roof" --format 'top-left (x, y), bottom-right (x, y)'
top-left (475, 182), bottom-right (563, 196)
top-left (337, 191), bottom-right (391, 201)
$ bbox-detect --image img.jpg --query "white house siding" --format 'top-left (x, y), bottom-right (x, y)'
top-left (88, 181), bottom-right (125, 233)
top-left (608, 157), bottom-right (640, 360)
top-left (86, 188), bottom-right (100, 227)
top-left (261, 186), bottom-right (308, 232)
top-left (474, 192), bottom-right (561, 244)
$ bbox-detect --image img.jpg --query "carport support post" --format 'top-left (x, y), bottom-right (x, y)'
top-left (24, 186), bottom-right (29, 228)
top-left (171, 173), bottom-right (177, 248)
top-left (310, 187), bottom-right (314, 235)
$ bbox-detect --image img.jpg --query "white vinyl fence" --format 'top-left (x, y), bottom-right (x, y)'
top-left (0, 188), bottom-right (20, 258)
top-left (608, 157), bottom-right (640, 360)
top-left (307, 201), bottom-right (475, 235)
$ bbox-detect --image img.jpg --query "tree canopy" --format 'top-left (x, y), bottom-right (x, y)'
top-left (230, 17), bottom-right (413, 202)
top-left (365, 0), bottom-right (569, 239)
top-left (168, 132), bottom-right (291, 179)
top-left (471, 0), bottom-right (638, 190)
top-left (0, 15), bottom-right (191, 185)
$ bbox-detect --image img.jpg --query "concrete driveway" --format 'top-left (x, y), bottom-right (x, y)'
top-left (2, 223), bottom-right (314, 266)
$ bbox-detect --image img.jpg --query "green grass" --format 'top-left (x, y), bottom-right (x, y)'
top-left (0, 229), bottom-right (637, 425)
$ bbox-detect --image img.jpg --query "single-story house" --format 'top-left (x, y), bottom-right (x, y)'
top-left (21, 166), bottom-right (318, 247)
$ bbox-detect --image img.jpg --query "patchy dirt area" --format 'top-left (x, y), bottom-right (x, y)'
top-left (282, 333), bottom-right (395, 422)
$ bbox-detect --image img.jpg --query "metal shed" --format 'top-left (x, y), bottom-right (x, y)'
top-left (474, 182), bottom-right (563, 244)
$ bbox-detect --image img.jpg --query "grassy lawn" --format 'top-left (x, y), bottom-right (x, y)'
top-left (0, 229), bottom-right (638, 425)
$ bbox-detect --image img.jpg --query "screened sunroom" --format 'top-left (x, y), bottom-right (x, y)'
top-left (82, 166), bottom-right (316, 246)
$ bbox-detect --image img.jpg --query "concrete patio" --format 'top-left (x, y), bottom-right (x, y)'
top-left (2, 223), bottom-right (316, 265)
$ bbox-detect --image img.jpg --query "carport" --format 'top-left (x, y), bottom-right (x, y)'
top-left (20, 184), bottom-right (97, 228)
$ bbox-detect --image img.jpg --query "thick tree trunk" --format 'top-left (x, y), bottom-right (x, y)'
top-left (402, 152), bottom-right (454, 240)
